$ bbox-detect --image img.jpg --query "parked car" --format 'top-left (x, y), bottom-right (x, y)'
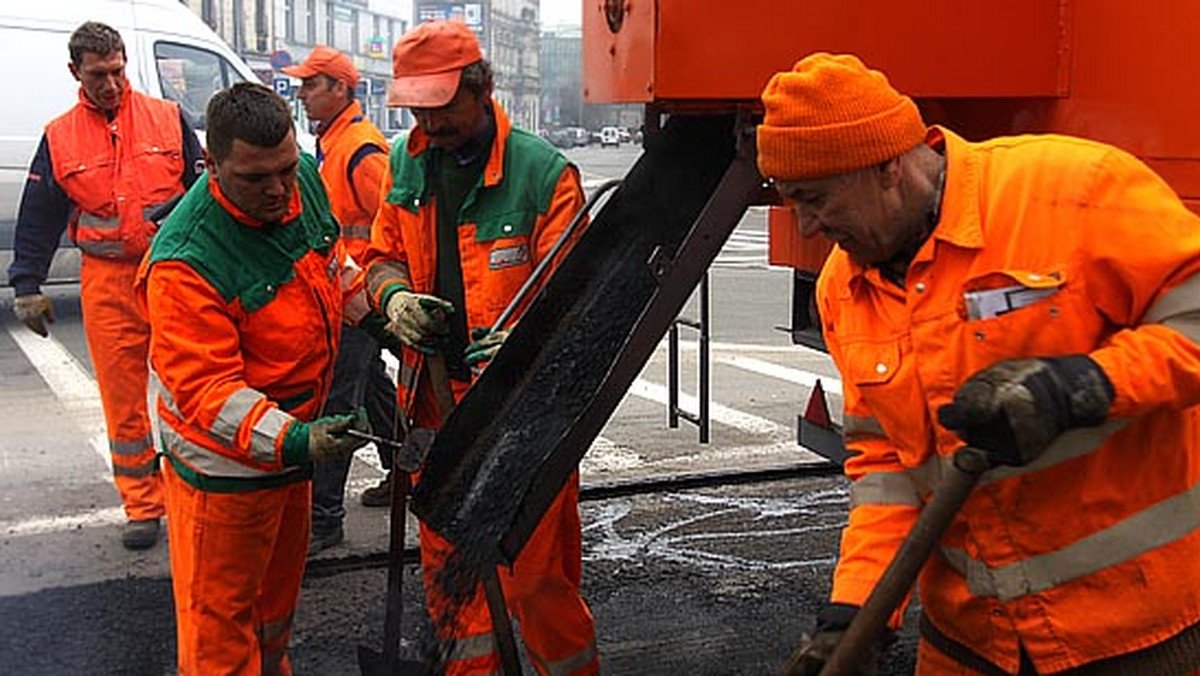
top-left (600, 126), bottom-right (621, 148)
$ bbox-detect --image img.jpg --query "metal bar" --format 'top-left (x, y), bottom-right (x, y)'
top-left (698, 273), bottom-right (710, 443)
top-left (482, 569), bottom-right (523, 676)
top-left (668, 323), bottom-right (680, 429)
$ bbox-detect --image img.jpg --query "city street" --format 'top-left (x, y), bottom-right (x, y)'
top-left (0, 143), bottom-right (921, 674)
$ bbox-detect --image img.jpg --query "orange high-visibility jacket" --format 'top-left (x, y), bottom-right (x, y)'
top-left (318, 100), bottom-right (388, 262)
top-left (818, 127), bottom-right (1200, 674)
top-left (46, 85), bottom-right (185, 260)
top-left (138, 154), bottom-right (366, 492)
top-left (360, 101), bottom-right (585, 420)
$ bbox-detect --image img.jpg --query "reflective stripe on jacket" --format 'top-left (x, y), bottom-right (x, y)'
top-left (318, 100), bottom-right (388, 262)
top-left (360, 101), bottom-right (586, 422)
top-left (46, 85), bottom-right (185, 260)
top-left (819, 126), bottom-right (1200, 674)
top-left (137, 153), bottom-right (352, 492)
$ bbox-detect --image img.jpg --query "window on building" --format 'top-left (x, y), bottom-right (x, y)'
top-left (283, 0), bottom-right (295, 42)
top-left (154, 41), bottom-right (247, 131)
top-left (331, 5), bottom-right (357, 52)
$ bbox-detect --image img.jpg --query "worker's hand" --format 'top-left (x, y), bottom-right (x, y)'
top-left (305, 408), bottom-right (371, 461)
top-left (384, 290), bottom-right (454, 354)
top-left (937, 356), bottom-right (1113, 467)
top-left (13, 293), bottom-right (54, 337)
top-left (464, 328), bottom-right (509, 368)
top-left (781, 604), bottom-right (876, 676)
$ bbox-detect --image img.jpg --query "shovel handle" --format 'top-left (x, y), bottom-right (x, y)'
top-left (817, 447), bottom-right (991, 676)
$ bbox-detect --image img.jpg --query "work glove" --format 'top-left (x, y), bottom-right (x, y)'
top-left (13, 293), bottom-right (54, 337)
top-left (464, 327), bottom-right (510, 368)
top-left (937, 356), bottom-right (1114, 467)
top-left (384, 289), bottom-right (454, 354)
top-left (782, 604), bottom-right (877, 676)
top-left (303, 408), bottom-right (372, 461)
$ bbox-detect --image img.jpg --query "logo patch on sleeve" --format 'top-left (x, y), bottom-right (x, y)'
top-left (489, 243), bottom-right (530, 270)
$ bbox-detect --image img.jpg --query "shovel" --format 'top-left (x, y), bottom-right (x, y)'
top-left (357, 365), bottom-right (434, 676)
top-left (809, 446), bottom-right (992, 676)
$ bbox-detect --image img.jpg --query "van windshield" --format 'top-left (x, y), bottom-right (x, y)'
top-left (155, 42), bottom-right (247, 131)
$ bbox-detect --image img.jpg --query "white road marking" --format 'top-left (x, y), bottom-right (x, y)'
top-left (628, 378), bottom-right (784, 436)
top-left (6, 325), bottom-right (111, 471)
top-left (716, 354), bottom-right (843, 396)
top-left (0, 506), bottom-right (126, 537)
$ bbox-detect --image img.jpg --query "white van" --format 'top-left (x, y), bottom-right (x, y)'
top-left (599, 126), bottom-right (621, 148)
top-left (0, 0), bottom-right (262, 283)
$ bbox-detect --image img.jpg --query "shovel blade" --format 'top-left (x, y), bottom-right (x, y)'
top-left (356, 645), bottom-right (432, 676)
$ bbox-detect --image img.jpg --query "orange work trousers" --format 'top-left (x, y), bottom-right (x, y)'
top-left (420, 472), bottom-right (599, 676)
top-left (80, 255), bottom-right (162, 520)
top-left (163, 461), bottom-right (310, 676)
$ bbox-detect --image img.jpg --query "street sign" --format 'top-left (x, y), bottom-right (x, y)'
top-left (269, 50), bottom-right (293, 69)
top-left (273, 77), bottom-right (291, 96)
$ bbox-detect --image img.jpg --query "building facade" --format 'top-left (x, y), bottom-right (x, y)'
top-left (183, 0), bottom-right (410, 133)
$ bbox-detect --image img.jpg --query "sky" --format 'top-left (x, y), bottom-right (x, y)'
top-left (540, 0), bottom-right (582, 27)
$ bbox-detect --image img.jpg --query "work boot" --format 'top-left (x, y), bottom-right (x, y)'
top-left (360, 473), bottom-right (391, 507)
top-left (121, 518), bottom-right (161, 550)
top-left (308, 524), bottom-right (345, 557)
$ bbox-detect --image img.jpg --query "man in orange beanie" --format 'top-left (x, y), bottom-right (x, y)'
top-left (762, 53), bottom-right (1200, 675)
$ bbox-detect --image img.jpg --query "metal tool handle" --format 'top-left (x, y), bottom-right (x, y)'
top-left (817, 447), bottom-right (992, 676)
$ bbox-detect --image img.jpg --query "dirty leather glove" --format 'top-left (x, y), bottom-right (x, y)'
top-left (782, 604), bottom-right (877, 676)
top-left (937, 356), bottom-right (1114, 467)
top-left (301, 409), bottom-right (371, 461)
top-left (384, 289), bottom-right (454, 354)
top-left (14, 293), bottom-right (54, 337)
top-left (464, 327), bottom-right (509, 367)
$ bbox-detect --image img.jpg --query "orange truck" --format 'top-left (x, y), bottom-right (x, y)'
top-left (584, 0), bottom-right (1200, 458)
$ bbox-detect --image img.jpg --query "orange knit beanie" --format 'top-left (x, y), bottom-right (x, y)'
top-left (757, 53), bottom-right (926, 181)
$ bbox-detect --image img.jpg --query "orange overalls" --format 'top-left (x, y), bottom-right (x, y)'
top-left (819, 127), bottom-right (1200, 674)
top-left (361, 101), bottom-right (599, 676)
top-left (138, 155), bottom-right (366, 675)
top-left (44, 85), bottom-right (187, 521)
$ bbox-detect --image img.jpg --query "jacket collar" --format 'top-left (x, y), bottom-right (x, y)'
top-left (76, 79), bottom-right (132, 119)
top-left (318, 100), bottom-right (366, 140)
top-left (846, 125), bottom-right (985, 289)
top-left (207, 174), bottom-right (303, 228)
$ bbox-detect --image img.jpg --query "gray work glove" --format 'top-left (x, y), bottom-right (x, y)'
top-left (464, 327), bottom-right (509, 368)
top-left (384, 289), bottom-right (454, 354)
top-left (14, 293), bottom-right (54, 337)
top-left (937, 356), bottom-right (1114, 467)
top-left (303, 408), bottom-right (371, 461)
top-left (782, 604), bottom-right (877, 676)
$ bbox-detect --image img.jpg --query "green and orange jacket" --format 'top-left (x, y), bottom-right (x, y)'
top-left (317, 100), bottom-right (389, 263)
top-left (137, 153), bottom-right (369, 492)
top-left (819, 127), bottom-right (1200, 673)
top-left (360, 101), bottom-right (585, 424)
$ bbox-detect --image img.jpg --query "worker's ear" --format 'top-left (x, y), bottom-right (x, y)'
top-left (877, 156), bottom-right (902, 190)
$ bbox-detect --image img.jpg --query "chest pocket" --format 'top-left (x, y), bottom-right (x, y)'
top-left (475, 209), bottom-right (536, 312)
top-left (955, 265), bottom-right (1098, 370)
top-left (843, 340), bottom-right (902, 388)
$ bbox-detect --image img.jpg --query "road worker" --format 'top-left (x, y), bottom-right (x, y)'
top-left (137, 82), bottom-right (375, 674)
top-left (280, 45), bottom-right (399, 554)
top-left (5, 21), bottom-right (203, 550)
top-left (360, 20), bottom-right (598, 676)
top-left (759, 53), bottom-right (1200, 675)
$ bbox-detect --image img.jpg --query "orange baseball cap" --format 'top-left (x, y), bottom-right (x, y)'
top-left (388, 20), bottom-right (483, 108)
top-left (282, 46), bottom-right (359, 90)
